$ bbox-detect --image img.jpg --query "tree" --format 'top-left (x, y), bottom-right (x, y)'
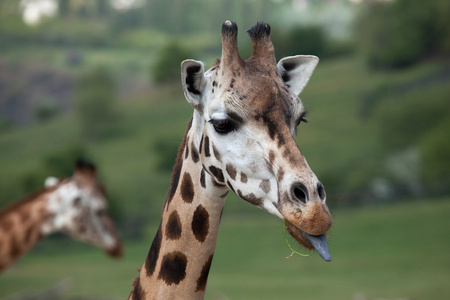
top-left (355, 0), bottom-right (449, 69)
top-left (75, 66), bottom-right (118, 139)
top-left (152, 41), bottom-right (193, 83)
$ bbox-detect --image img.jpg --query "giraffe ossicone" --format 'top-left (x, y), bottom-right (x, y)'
top-left (0, 160), bottom-right (123, 272)
top-left (130, 20), bottom-right (332, 299)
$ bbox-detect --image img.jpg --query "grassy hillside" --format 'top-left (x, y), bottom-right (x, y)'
top-left (1, 55), bottom-right (448, 224)
top-left (0, 53), bottom-right (449, 299)
top-left (0, 199), bottom-right (449, 299)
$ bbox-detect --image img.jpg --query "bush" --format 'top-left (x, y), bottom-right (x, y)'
top-left (273, 25), bottom-right (327, 58)
top-left (42, 144), bottom-right (91, 178)
top-left (262, 25), bottom-right (353, 61)
top-left (34, 99), bottom-right (60, 122)
top-left (419, 118), bottom-right (450, 195)
top-left (374, 84), bottom-right (449, 151)
top-left (355, 0), bottom-right (450, 69)
top-left (152, 138), bottom-right (179, 171)
top-left (0, 115), bottom-right (14, 133)
top-left (151, 41), bottom-right (193, 83)
top-left (75, 66), bottom-right (118, 139)
top-left (371, 82), bottom-right (450, 198)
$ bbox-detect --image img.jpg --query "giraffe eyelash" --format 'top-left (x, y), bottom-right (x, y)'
top-left (294, 111), bottom-right (308, 135)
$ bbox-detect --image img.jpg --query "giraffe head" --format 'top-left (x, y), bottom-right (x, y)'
top-left (181, 21), bottom-right (332, 261)
top-left (43, 160), bottom-right (123, 258)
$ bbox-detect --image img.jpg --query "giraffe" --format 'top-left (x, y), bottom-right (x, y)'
top-left (0, 160), bottom-right (123, 272)
top-left (129, 21), bottom-right (332, 299)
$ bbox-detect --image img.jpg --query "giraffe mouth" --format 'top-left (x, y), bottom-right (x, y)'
top-left (105, 243), bottom-right (124, 258)
top-left (285, 221), bottom-right (332, 262)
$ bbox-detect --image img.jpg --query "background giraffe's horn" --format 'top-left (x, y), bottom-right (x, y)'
top-left (221, 20), bottom-right (243, 68)
top-left (247, 22), bottom-right (276, 66)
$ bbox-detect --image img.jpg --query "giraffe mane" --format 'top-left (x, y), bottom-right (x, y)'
top-left (0, 184), bottom-right (60, 218)
top-left (163, 118), bottom-right (193, 211)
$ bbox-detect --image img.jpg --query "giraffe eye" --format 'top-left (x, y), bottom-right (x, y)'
top-left (96, 209), bottom-right (107, 217)
top-left (296, 112), bottom-right (308, 127)
top-left (209, 118), bottom-right (238, 134)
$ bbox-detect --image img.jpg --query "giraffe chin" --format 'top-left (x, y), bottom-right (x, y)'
top-left (286, 222), bottom-right (332, 262)
top-left (104, 244), bottom-right (124, 258)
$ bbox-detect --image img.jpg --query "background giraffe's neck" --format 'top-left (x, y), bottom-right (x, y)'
top-left (132, 121), bottom-right (228, 299)
top-left (0, 188), bottom-right (53, 271)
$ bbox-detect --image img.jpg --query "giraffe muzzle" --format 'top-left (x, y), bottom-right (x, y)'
top-left (285, 216), bottom-right (332, 262)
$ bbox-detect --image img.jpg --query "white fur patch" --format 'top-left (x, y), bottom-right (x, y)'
top-left (44, 176), bottom-right (59, 188)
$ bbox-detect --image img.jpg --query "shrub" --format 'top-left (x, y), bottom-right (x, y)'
top-left (272, 25), bottom-right (327, 59)
top-left (355, 0), bottom-right (449, 69)
top-left (374, 84), bottom-right (449, 151)
top-left (34, 99), bottom-right (60, 122)
top-left (75, 66), bottom-right (118, 139)
top-left (419, 118), bottom-right (450, 195)
top-left (152, 138), bottom-right (179, 171)
top-left (151, 41), bottom-right (193, 83)
top-left (42, 144), bottom-right (91, 178)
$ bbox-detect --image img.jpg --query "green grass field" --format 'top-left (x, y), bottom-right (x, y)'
top-left (0, 199), bottom-right (449, 299)
top-left (0, 51), bottom-right (449, 299)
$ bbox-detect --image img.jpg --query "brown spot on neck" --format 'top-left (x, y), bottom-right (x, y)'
top-left (145, 223), bottom-right (162, 277)
top-left (191, 205), bottom-right (210, 243)
top-left (157, 251), bottom-right (188, 285)
top-left (165, 211), bottom-right (182, 240)
top-left (180, 172), bottom-right (195, 203)
top-left (130, 277), bottom-right (146, 300)
top-left (191, 141), bottom-right (200, 163)
top-left (196, 254), bottom-right (214, 292)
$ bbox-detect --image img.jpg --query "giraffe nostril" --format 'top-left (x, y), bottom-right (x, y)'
top-left (291, 182), bottom-right (308, 204)
top-left (317, 182), bottom-right (326, 201)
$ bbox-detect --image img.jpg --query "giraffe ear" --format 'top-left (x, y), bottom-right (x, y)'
top-left (181, 59), bottom-right (206, 109)
top-left (45, 176), bottom-right (59, 188)
top-left (277, 55), bottom-right (319, 95)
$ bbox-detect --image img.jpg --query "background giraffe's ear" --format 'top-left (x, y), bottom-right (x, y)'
top-left (45, 176), bottom-right (59, 188)
top-left (277, 55), bottom-right (319, 95)
top-left (181, 59), bottom-right (206, 109)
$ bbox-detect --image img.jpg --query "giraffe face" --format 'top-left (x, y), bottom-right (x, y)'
top-left (181, 22), bottom-right (332, 261)
top-left (44, 162), bottom-right (123, 258)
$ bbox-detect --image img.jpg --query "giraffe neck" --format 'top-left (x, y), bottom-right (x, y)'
top-left (132, 119), bottom-right (229, 300)
top-left (0, 188), bottom-right (54, 271)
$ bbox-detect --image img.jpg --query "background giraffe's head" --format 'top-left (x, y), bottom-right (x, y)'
top-left (181, 21), bottom-right (332, 261)
top-left (43, 160), bottom-right (123, 258)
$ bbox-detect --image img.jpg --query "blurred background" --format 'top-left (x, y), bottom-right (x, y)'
top-left (0, 0), bottom-right (449, 299)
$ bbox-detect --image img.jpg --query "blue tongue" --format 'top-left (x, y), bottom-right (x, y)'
top-left (307, 234), bottom-right (332, 262)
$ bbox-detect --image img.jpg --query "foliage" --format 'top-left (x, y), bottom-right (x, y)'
top-left (374, 86), bottom-right (449, 151)
top-left (151, 41), bottom-right (193, 83)
top-left (371, 76), bottom-right (450, 197)
top-left (75, 66), bottom-right (118, 139)
top-left (18, 144), bottom-right (90, 196)
top-left (0, 15), bottom-right (34, 48)
top-left (272, 25), bottom-right (327, 58)
top-left (34, 99), bottom-right (60, 122)
top-left (42, 144), bottom-right (91, 178)
top-left (109, 0), bottom-right (282, 35)
top-left (151, 137), bottom-right (179, 171)
top-left (267, 24), bottom-right (354, 61)
top-left (0, 116), bottom-right (14, 133)
top-left (419, 118), bottom-right (450, 195)
top-left (355, 0), bottom-right (450, 69)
